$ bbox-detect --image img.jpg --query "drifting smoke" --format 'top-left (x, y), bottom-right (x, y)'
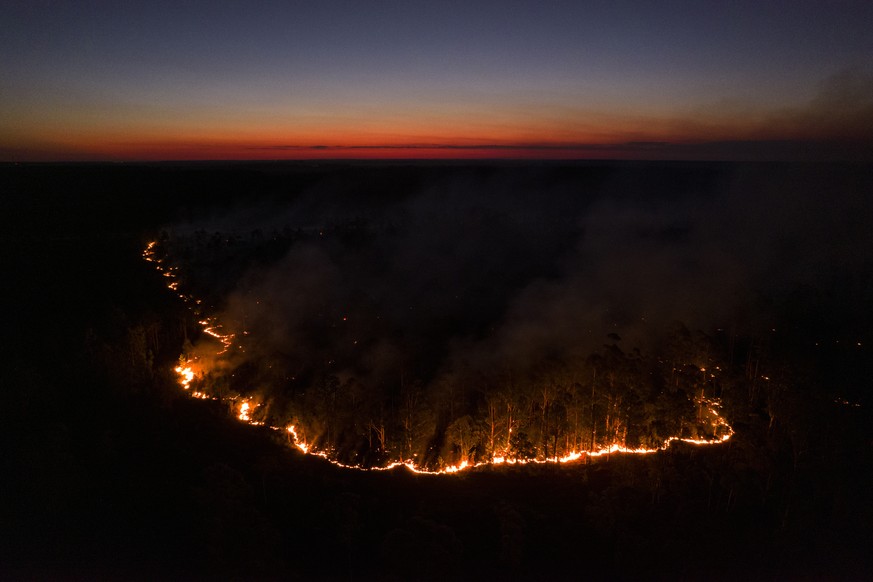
top-left (472, 163), bottom-right (873, 368)
top-left (160, 162), bottom-right (873, 462)
top-left (178, 167), bottom-right (596, 390)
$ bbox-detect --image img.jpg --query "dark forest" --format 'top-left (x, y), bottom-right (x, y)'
top-left (2, 161), bottom-right (872, 580)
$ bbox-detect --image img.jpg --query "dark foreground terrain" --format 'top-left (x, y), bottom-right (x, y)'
top-left (2, 162), bottom-right (872, 580)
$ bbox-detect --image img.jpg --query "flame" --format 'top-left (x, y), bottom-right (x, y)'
top-left (174, 365), bottom-right (195, 390)
top-left (143, 240), bottom-right (192, 303)
top-left (286, 425), bottom-right (309, 453)
top-left (149, 239), bottom-right (736, 477)
top-left (199, 318), bottom-right (235, 354)
top-left (275, 419), bottom-right (734, 476)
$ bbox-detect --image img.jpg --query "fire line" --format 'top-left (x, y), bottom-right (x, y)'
top-left (145, 240), bottom-right (734, 476)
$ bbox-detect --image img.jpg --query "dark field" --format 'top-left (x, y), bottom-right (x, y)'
top-left (2, 161), bottom-right (872, 580)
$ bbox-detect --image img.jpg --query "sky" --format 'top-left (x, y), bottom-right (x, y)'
top-left (1, 0), bottom-right (872, 161)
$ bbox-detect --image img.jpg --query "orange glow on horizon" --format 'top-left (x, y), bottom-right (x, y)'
top-left (9, 139), bottom-right (698, 162)
top-left (7, 103), bottom-right (809, 162)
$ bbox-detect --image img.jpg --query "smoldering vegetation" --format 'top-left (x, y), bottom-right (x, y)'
top-left (156, 162), bottom-right (873, 466)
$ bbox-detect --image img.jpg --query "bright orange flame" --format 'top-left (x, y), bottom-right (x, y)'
top-left (286, 425), bottom-right (309, 453)
top-left (174, 365), bottom-right (195, 390)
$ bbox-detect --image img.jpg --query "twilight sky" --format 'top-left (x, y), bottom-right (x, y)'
top-left (2, 0), bottom-right (872, 161)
